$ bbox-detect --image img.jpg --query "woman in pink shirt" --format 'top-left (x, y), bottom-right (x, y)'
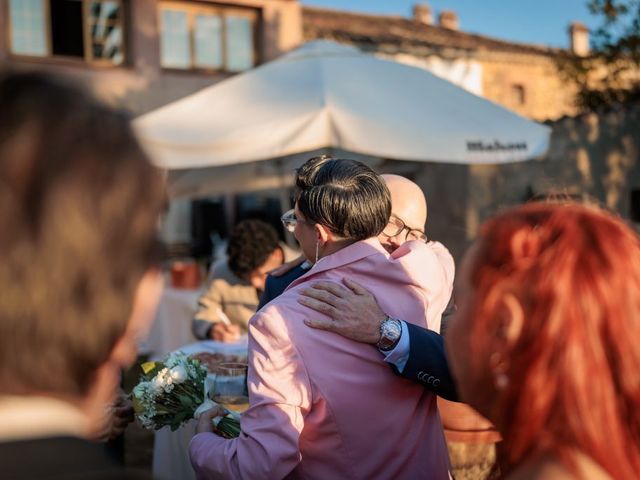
top-left (190, 156), bottom-right (453, 479)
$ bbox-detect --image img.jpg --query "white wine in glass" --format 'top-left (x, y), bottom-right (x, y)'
top-left (212, 362), bottom-right (249, 414)
top-left (212, 394), bottom-right (250, 413)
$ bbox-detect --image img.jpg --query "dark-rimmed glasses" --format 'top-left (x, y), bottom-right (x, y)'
top-left (382, 215), bottom-right (428, 242)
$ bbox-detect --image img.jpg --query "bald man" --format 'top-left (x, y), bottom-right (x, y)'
top-left (378, 174), bottom-right (428, 253)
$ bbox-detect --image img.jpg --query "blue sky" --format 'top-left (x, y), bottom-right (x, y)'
top-left (300, 0), bottom-right (600, 49)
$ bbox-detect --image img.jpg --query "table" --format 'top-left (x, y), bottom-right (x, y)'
top-left (139, 286), bottom-right (203, 360)
top-left (152, 338), bottom-right (248, 480)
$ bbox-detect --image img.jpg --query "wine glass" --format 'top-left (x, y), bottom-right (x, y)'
top-left (211, 362), bottom-right (249, 414)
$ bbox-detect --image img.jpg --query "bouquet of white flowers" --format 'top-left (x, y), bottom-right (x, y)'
top-left (131, 352), bottom-right (208, 431)
top-left (131, 351), bottom-right (242, 436)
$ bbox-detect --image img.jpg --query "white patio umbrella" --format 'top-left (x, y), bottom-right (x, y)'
top-left (135, 40), bottom-right (550, 196)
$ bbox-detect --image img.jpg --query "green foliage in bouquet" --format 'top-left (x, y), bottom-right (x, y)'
top-left (132, 352), bottom-right (208, 431)
top-left (215, 415), bottom-right (242, 439)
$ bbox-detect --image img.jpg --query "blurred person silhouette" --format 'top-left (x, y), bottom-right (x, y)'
top-left (191, 157), bottom-right (454, 479)
top-left (192, 219), bottom-right (297, 342)
top-left (446, 202), bottom-right (640, 479)
top-left (0, 71), bottom-right (165, 479)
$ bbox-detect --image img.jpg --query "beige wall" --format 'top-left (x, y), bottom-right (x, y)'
top-left (382, 48), bottom-right (579, 122)
top-left (479, 52), bottom-right (579, 121)
top-left (0, 0), bottom-right (302, 114)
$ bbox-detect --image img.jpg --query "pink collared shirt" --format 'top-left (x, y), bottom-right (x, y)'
top-left (190, 238), bottom-right (454, 479)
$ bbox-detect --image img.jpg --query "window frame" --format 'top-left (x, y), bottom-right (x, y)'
top-left (5, 0), bottom-right (127, 67)
top-left (158, 0), bottom-right (259, 73)
top-left (83, 0), bottom-right (127, 66)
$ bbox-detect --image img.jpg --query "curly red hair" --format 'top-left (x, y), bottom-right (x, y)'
top-left (468, 202), bottom-right (640, 478)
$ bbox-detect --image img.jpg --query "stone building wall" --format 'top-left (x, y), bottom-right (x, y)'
top-left (479, 52), bottom-right (579, 121)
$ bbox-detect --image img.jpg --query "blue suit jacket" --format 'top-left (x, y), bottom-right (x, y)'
top-left (258, 264), bottom-right (308, 309)
top-left (398, 323), bottom-right (459, 402)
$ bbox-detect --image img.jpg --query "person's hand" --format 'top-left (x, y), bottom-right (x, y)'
top-left (195, 406), bottom-right (227, 434)
top-left (108, 395), bottom-right (135, 439)
top-left (299, 278), bottom-right (386, 344)
top-left (269, 254), bottom-right (305, 277)
top-left (90, 390), bottom-right (135, 442)
top-left (210, 322), bottom-right (241, 343)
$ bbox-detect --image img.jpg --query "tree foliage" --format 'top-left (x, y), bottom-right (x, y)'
top-left (589, 0), bottom-right (640, 63)
top-left (560, 0), bottom-right (640, 110)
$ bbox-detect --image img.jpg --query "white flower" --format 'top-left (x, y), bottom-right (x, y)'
top-left (169, 366), bottom-right (187, 384)
top-left (151, 370), bottom-right (168, 393)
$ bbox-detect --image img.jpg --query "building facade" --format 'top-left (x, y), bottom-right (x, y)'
top-left (299, 5), bottom-right (640, 261)
top-left (0, 0), bottom-right (302, 114)
top-left (302, 5), bottom-right (585, 121)
top-left (2, 1), bottom-right (637, 261)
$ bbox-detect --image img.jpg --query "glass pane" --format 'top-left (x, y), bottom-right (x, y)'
top-left (9, 0), bottom-right (47, 56)
top-left (225, 15), bottom-right (254, 72)
top-left (160, 9), bottom-right (190, 69)
top-left (100, 26), bottom-right (123, 63)
top-left (88, 1), bottom-right (124, 65)
top-left (194, 14), bottom-right (222, 69)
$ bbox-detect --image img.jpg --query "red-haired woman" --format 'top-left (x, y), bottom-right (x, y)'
top-left (447, 202), bottom-right (640, 479)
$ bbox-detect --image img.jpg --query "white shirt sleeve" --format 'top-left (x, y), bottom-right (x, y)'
top-left (381, 320), bottom-right (410, 373)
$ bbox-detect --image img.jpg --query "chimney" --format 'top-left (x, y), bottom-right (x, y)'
top-left (569, 22), bottom-right (589, 56)
top-left (439, 10), bottom-right (459, 30)
top-left (413, 3), bottom-right (433, 25)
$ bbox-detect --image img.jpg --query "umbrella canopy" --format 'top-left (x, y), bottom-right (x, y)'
top-left (135, 40), bottom-right (550, 180)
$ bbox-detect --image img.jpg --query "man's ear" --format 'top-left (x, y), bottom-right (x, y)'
top-left (314, 223), bottom-right (334, 246)
top-left (110, 268), bottom-right (164, 369)
top-left (273, 246), bottom-right (284, 264)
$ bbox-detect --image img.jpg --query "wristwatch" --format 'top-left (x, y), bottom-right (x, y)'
top-left (376, 316), bottom-right (402, 351)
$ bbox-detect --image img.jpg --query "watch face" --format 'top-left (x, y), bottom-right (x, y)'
top-left (378, 318), bottom-right (402, 350)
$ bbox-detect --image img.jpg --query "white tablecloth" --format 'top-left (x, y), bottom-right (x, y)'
top-left (152, 339), bottom-right (248, 480)
top-left (139, 286), bottom-right (203, 360)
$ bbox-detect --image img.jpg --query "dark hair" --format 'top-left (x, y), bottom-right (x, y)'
top-left (295, 156), bottom-right (391, 240)
top-left (227, 219), bottom-right (280, 279)
top-left (0, 71), bottom-right (165, 396)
